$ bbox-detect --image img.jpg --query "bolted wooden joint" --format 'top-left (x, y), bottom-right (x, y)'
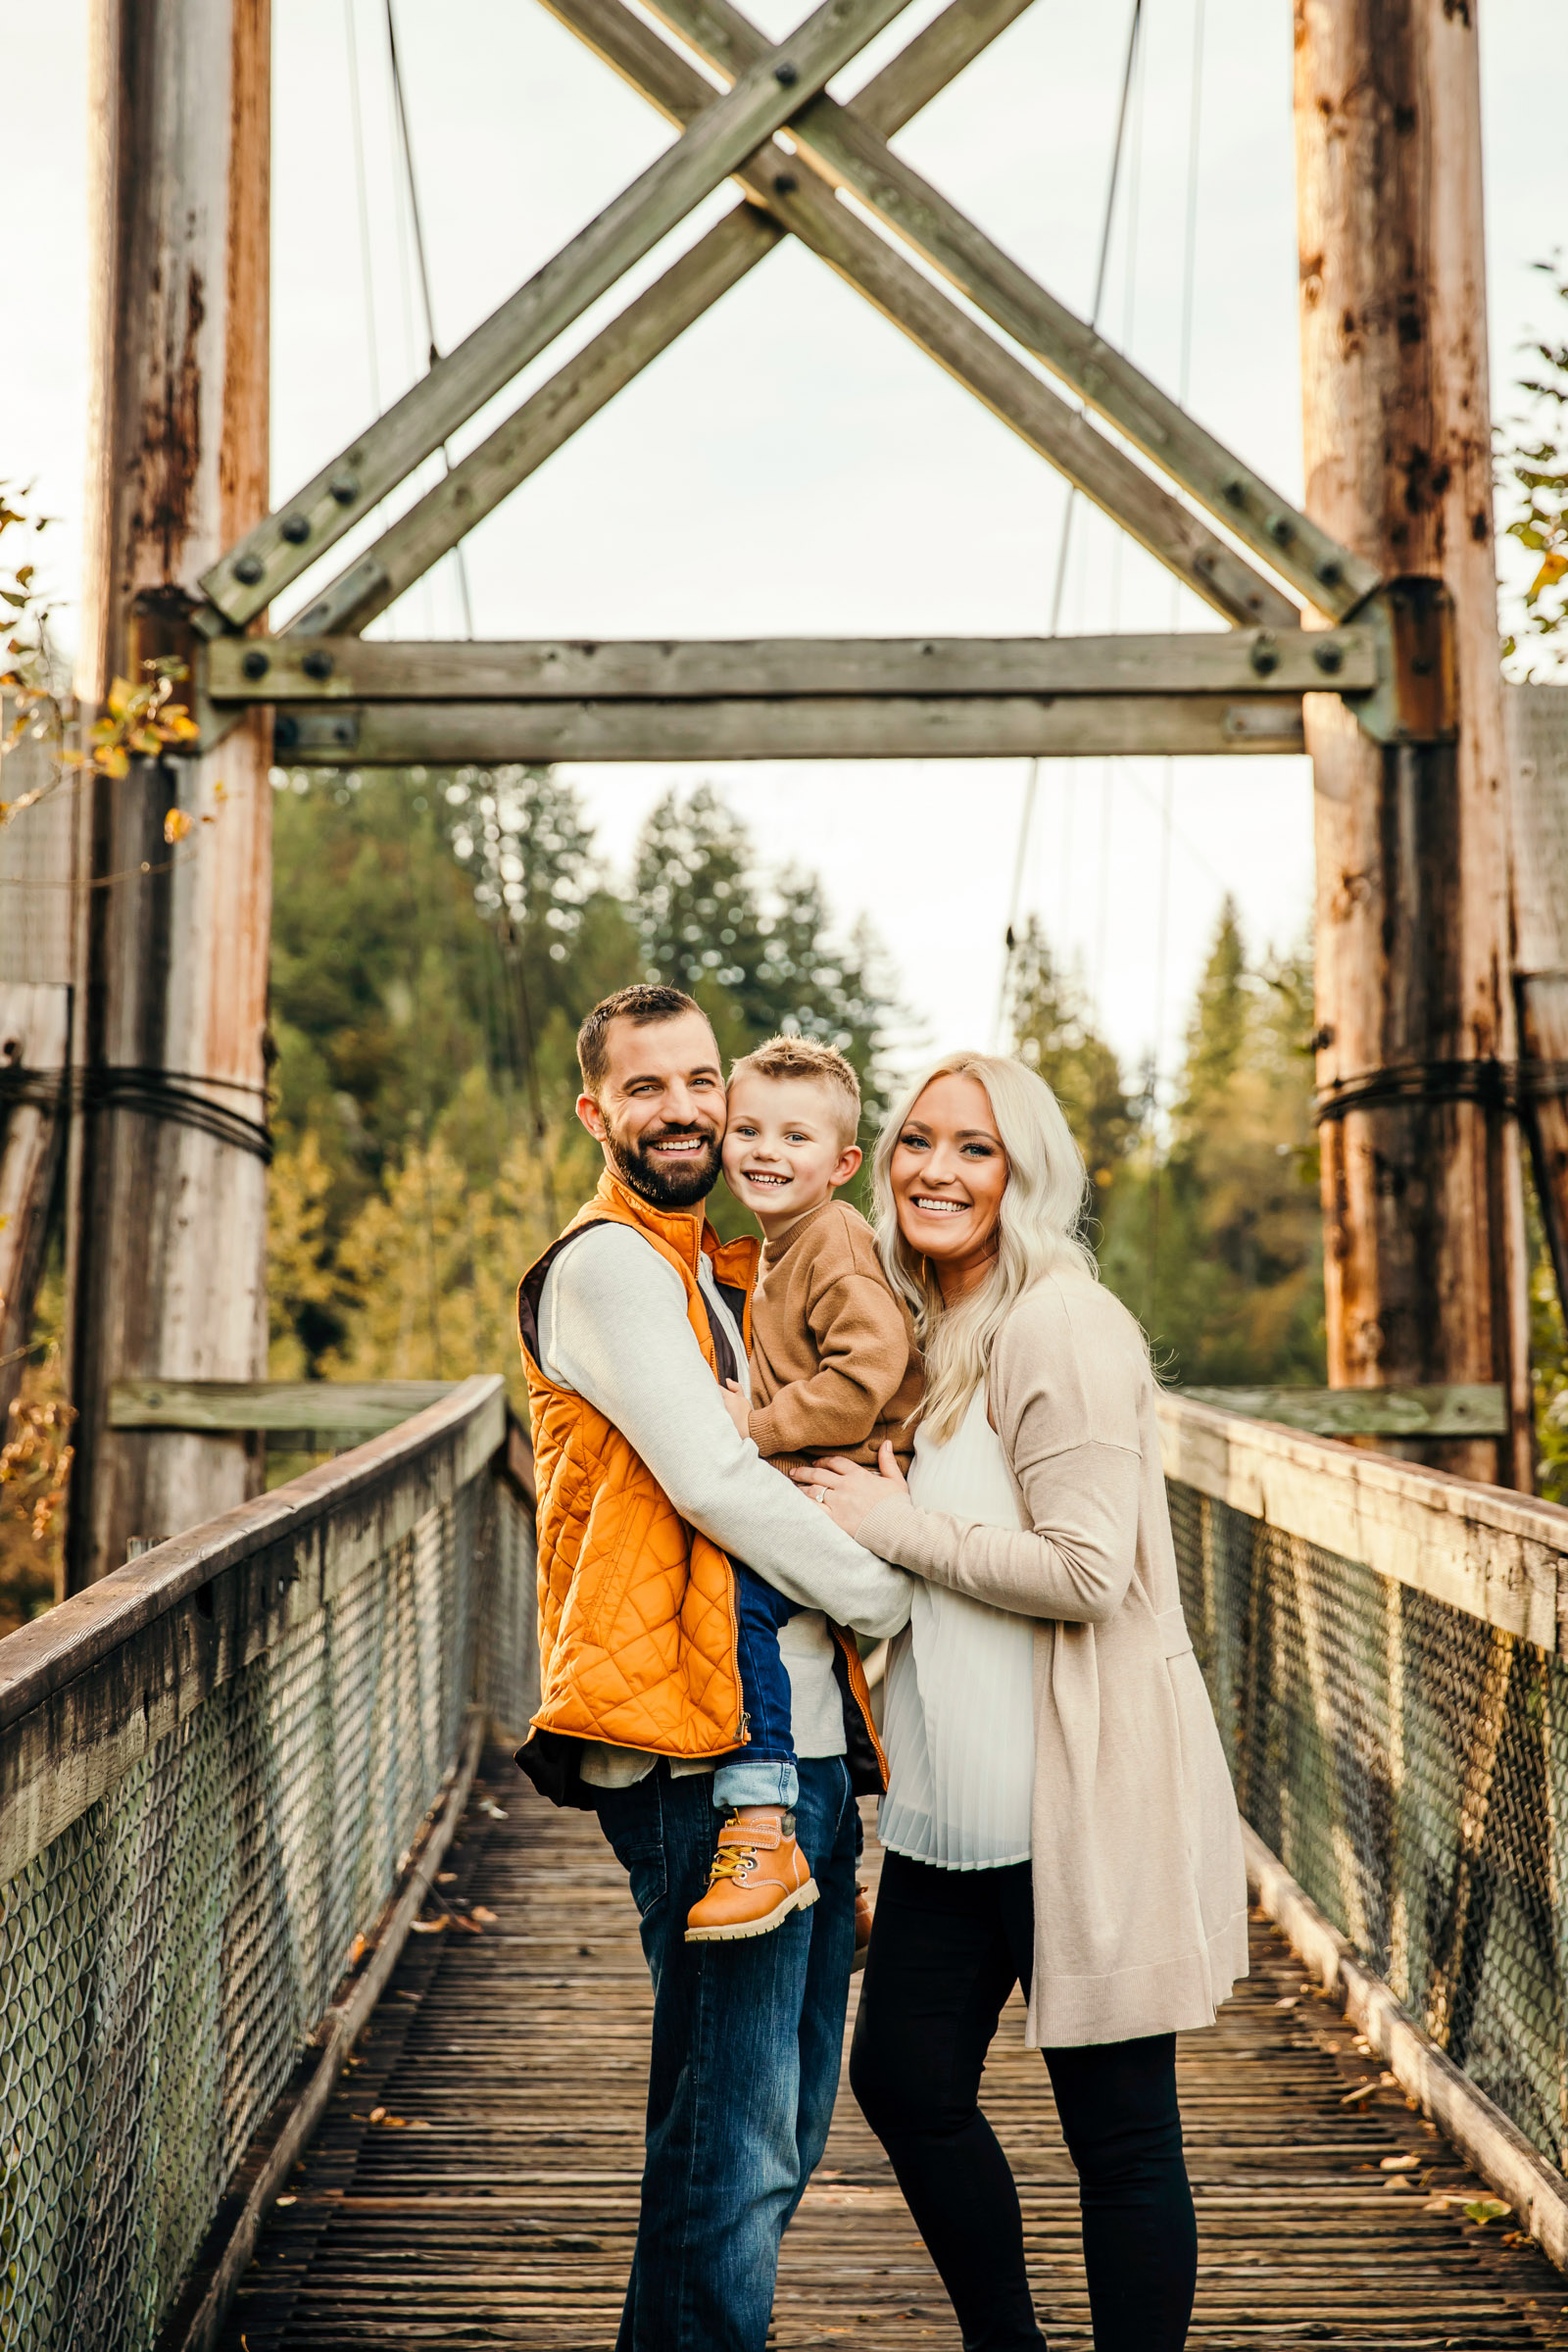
top-left (1343, 578), bottom-right (1459, 747)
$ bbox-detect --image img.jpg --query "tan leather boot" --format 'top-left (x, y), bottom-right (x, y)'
top-left (684, 1808), bottom-right (819, 1943)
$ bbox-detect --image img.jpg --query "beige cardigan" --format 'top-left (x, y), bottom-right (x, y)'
top-left (858, 1269), bottom-right (1249, 2049)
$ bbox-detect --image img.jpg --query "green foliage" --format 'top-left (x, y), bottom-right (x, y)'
top-left (1005, 919), bottom-right (1137, 1237)
top-left (1014, 900), bottom-right (1326, 1389)
top-left (1497, 260), bottom-right (1568, 677)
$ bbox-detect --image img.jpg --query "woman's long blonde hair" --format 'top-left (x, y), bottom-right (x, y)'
top-left (872, 1053), bottom-right (1096, 1445)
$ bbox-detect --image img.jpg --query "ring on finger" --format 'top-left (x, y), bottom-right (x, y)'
top-left (812, 1486), bottom-right (828, 1506)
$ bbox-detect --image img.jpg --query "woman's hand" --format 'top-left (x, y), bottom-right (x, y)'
top-left (719, 1379), bottom-right (752, 1443)
top-left (791, 1442), bottom-right (908, 1539)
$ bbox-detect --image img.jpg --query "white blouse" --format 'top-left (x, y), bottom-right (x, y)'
top-left (878, 1387), bottom-right (1037, 1870)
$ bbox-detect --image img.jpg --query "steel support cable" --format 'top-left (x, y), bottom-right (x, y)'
top-left (0, 1064), bottom-right (273, 1161)
top-left (1147, 0), bottom-right (1205, 1341)
top-left (992, 0), bottom-right (1145, 1050)
top-left (385, 0), bottom-right (476, 641)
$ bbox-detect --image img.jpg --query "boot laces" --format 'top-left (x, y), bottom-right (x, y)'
top-left (708, 1840), bottom-right (758, 1885)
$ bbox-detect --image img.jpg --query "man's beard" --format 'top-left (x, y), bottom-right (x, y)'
top-left (604, 1115), bottom-right (722, 1209)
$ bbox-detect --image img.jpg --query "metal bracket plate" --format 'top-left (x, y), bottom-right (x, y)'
top-left (1343, 578), bottom-right (1459, 747)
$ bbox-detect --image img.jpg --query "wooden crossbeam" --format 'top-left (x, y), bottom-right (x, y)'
top-left (211, 630), bottom-right (1372, 703)
top-left (647, 0), bottom-right (1378, 619)
top-left (197, 0), bottom-right (919, 628)
top-left (266, 693), bottom-right (1307, 763)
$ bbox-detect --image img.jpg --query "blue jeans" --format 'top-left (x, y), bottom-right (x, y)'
top-left (593, 1753), bottom-right (859, 2352)
top-left (713, 1561), bottom-right (800, 1811)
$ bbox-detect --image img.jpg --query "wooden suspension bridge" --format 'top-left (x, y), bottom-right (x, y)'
top-left (6, 0), bottom-right (1568, 2345)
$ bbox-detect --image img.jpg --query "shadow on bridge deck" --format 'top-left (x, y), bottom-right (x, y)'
top-left (224, 1752), bottom-right (1568, 2351)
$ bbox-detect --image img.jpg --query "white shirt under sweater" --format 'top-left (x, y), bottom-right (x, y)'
top-left (535, 1219), bottom-right (912, 1788)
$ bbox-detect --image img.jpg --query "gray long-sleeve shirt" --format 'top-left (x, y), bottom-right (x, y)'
top-left (536, 1219), bottom-right (911, 1787)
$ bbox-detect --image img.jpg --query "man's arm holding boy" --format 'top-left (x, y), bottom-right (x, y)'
top-left (541, 1224), bottom-right (910, 1638)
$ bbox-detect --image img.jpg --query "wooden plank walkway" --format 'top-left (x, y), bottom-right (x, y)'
top-left (225, 1752), bottom-right (1568, 2350)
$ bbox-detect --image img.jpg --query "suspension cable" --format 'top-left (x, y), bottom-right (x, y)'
top-left (992, 0), bottom-right (1145, 1051)
top-left (384, 0), bottom-right (476, 640)
top-left (1148, 0), bottom-right (1207, 1343)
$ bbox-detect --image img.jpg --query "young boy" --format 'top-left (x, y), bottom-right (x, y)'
top-left (685, 1037), bottom-right (922, 1943)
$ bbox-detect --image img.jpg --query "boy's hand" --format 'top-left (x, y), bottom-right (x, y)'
top-left (719, 1379), bottom-right (753, 1444)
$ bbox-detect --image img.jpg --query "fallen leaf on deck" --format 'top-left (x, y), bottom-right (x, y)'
top-left (275, 2194), bottom-right (297, 2207)
top-left (1380, 2155), bottom-right (1421, 2172)
top-left (471, 1906), bottom-right (498, 1925)
top-left (411, 1917), bottom-right (448, 1934)
top-left (1464, 2198), bottom-right (1511, 2227)
top-left (368, 2108), bottom-right (385, 2123)
top-left (436, 1872), bottom-right (457, 1886)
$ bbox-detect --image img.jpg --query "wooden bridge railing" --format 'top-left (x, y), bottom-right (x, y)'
top-left (0, 1375), bottom-right (537, 2352)
top-left (1162, 1393), bottom-right (1568, 2184)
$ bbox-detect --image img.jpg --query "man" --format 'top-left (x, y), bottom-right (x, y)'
top-left (514, 983), bottom-right (910, 2352)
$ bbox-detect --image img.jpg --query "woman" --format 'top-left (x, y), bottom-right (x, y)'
top-left (795, 1054), bottom-right (1247, 2352)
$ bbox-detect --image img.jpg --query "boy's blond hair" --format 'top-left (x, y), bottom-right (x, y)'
top-left (728, 1035), bottom-right (861, 1150)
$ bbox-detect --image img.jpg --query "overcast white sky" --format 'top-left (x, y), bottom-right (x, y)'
top-left (6, 0), bottom-right (1561, 1081)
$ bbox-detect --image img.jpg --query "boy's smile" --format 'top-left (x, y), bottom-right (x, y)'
top-left (722, 1072), bottom-right (862, 1242)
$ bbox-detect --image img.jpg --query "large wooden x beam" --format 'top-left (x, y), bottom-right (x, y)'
top-left (199, 0), bottom-right (1368, 644)
top-left (281, 0), bottom-right (1293, 643)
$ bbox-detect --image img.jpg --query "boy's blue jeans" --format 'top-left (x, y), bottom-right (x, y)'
top-left (712, 1560), bottom-right (800, 1811)
top-left (593, 1753), bottom-right (859, 2352)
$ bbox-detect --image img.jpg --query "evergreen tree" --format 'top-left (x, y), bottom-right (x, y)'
top-left (633, 786), bottom-right (899, 1116)
top-left (1100, 902), bottom-right (1324, 1384)
top-left (1005, 919), bottom-right (1137, 1232)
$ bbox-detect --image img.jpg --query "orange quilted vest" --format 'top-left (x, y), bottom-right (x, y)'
top-left (514, 1169), bottom-right (886, 1806)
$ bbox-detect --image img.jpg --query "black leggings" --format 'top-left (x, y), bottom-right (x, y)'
top-left (850, 1850), bottom-right (1196, 2352)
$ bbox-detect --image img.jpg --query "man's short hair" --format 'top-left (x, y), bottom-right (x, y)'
top-left (728, 1034), bottom-right (861, 1149)
top-left (577, 983), bottom-right (707, 1093)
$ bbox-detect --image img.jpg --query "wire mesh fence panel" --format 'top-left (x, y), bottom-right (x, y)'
top-left (0, 1389), bottom-right (524, 2352)
top-left (1170, 1477), bottom-right (1568, 2172)
top-left (475, 1478), bottom-right (541, 1746)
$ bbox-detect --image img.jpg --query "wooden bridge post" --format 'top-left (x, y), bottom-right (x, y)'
top-left (65, 0), bottom-right (273, 1584)
top-left (1293, 0), bottom-right (1532, 1488)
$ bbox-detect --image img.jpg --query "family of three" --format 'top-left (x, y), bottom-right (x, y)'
top-left (514, 981), bottom-right (1248, 2352)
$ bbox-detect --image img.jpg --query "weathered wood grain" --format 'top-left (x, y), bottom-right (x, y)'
top-left (1180, 1382), bottom-right (1508, 1440)
top-left (1295, 0), bottom-right (1531, 1489)
top-left (213, 631), bottom-right (1370, 704)
top-left (270, 695), bottom-right (1307, 766)
top-left (1157, 1391), bottom-right (1568, 1650)
top-left (0, 981), bottom-right (70, 1436)
top-left (109, 1376), bottom-right (457, 1438)
top-left (70, 0), bottom-right (275, 1585)
top-left (220, 1767), bottom-right (1568, 2349)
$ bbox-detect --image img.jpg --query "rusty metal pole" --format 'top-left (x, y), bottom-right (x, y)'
top-left (66, 0), bottom-right (272, 1583)
top-left (1294, 0), bottom-right (1532, 1489)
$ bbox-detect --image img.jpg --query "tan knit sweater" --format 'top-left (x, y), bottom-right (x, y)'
top-left (857, 1268), bottom-right (1248, 2047)
top-left (747, 1199), bottom-right (922, 1470)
